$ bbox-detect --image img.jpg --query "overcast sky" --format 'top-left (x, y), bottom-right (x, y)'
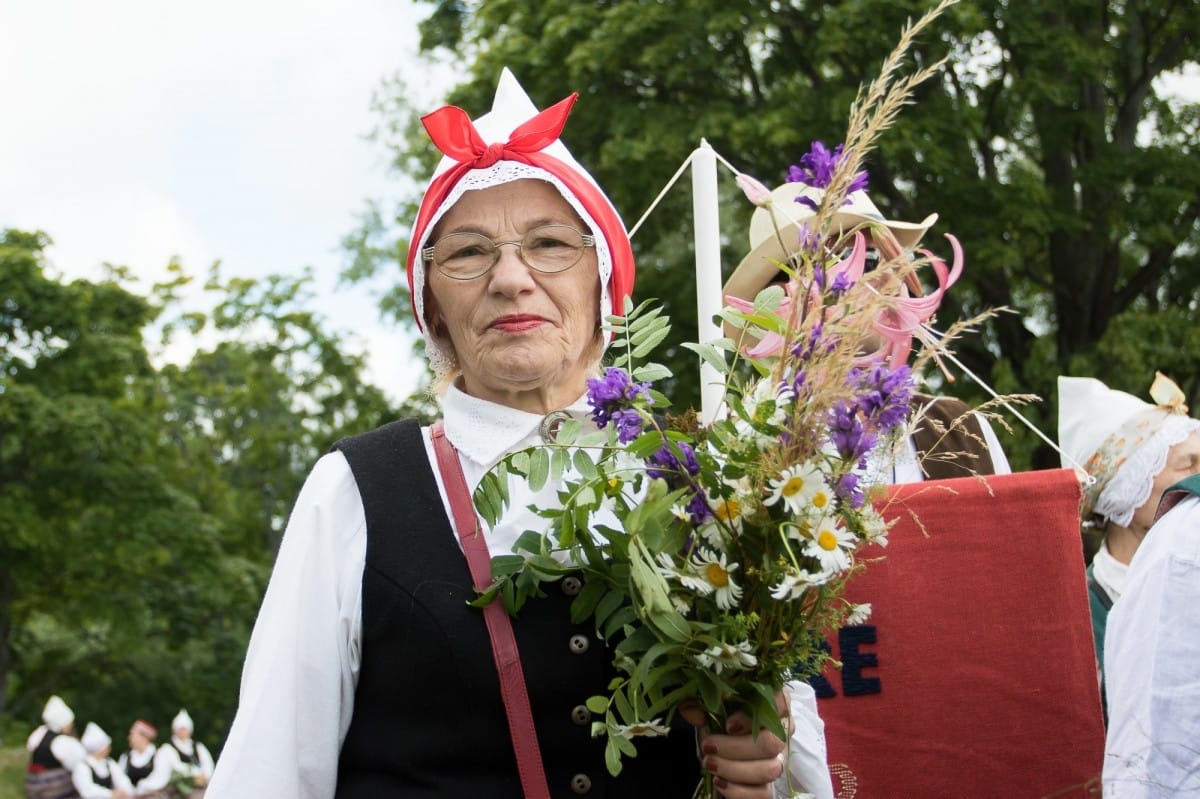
top-left (0, 1), bottom-right (453, 401)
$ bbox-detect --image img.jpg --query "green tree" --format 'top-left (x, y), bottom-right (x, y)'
top-left (349, 0), bottom-right (1200, 468)
top-left (1, 231), bottom-right (397, 749)
top-left (0, 230), bottom-right (228, 728)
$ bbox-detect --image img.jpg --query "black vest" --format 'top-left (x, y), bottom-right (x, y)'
top-left (333, 419), bottom-right (698, 798)
top-left (167, 740), bottom-right (200, 766)
top-left (124, 750), bottom-right (154, 784)
top-left (30, 729), bottom-right (63, 769)
top-left (88, 762), bottom-right (114, 789)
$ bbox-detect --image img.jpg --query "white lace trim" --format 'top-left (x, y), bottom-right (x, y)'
top-left (1094, 415), bottom-right (1200, 527)
top-left (411, 161), bottom-right (615, 377)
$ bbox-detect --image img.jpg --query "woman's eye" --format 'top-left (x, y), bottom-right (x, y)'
top-left (448, 244), bottom-right (489, 259)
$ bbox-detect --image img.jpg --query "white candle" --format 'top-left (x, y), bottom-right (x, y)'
top-left (691, 139), bottom-right (724, 424)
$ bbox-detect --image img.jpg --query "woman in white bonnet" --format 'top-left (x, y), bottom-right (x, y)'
top-left (25, 694), bottom-right (87, 799)
top-left (207, 70), bottom-right (831, 799)
top-left (1057, 372), bottom-right (1200, 707)
top-left (72, 722), bottom-right (135, 799)
top-left (158, 709), bottom-right (214, 797)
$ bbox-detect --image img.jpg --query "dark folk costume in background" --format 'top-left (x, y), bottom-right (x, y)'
top-left (26, 696), bottom-right (84, 799)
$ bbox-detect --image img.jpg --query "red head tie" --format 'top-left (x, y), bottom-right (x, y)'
top-left (420, 93), bottom-right (579, 168)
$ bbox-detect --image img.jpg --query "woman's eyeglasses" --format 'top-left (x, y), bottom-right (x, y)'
top-left (424, 224), bottom-right (595, 280)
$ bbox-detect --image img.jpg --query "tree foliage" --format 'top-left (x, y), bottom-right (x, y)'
top-left (1, 230), bottom-right (396, 750)
top-left (351, 0), bottom-right (1200, 469)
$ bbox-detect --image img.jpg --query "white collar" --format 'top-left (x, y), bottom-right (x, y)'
top-left (1092, 538), bottom-right (1127, 600)
top-left (441, 383), bottom-right (593, 468)
top-left (129, 745), bottom-right (156, 763)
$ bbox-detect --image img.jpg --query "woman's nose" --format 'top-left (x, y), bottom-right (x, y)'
top-left (487, 243), bottom-right (536, 293)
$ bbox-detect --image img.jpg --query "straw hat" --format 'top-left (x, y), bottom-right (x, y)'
top-left (724, 182), bottom-right (938, 304)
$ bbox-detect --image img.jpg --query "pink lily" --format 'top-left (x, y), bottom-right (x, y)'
top-left (863, 234), bottom-right (963, 366)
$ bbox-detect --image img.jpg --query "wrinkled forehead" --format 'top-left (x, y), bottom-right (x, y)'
top-left (430, 178), bottom-right (589, 238)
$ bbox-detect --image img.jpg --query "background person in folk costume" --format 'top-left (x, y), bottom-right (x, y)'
top-left (118, 719), bottom-right (172, 798)
top-left (155, 710), bottom-right (213, 797)
top-left (206, 68), bottom-right (831, 799)
top-left (722, 178), bottom-right (1011, 485)
top-left (25, 694), bottom-right (87, 799)
top-left (1103, 438), bottom-right (1200, 796)
top-left (1057, 373), bottom-right (1200, 718)
top-left (72, 723), bottom-right (134, 799)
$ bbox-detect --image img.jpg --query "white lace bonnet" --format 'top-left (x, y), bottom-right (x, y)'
top-left (1058, 373), bottom-right (1199, 526)
top-left (405, 68), bottom-right (635, 375)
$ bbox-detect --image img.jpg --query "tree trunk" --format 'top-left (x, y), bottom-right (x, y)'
top-left (0, 559), bottom-right (11, 718)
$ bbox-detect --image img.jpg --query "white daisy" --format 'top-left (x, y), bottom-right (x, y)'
top-left (770, 567), bottom-right (826, 600)
top-left (612, 719), bottom-right (671, 739)
top-left (676, 548), bottom-right (743, 610)
top-left (805, 478), bottom-right (836, 517)
top-left (803, 516), bottom-right (854, 572)
top-left (846, 603), bottom-right (873, 625)
top-left (698, 489), bottom-right (749, 548)
top-left (766, 462), bottom-right (826, 515)
top-left (860, 506), bottom-right (890, 548)
top-left (694, 641), bottom-right (758, 674)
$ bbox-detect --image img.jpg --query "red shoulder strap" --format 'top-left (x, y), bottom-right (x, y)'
top-left (429, 422), bottom-right (551, 798)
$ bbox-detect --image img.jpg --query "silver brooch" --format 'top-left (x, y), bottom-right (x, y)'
top-left (538, 410), bottom-right (573, 443)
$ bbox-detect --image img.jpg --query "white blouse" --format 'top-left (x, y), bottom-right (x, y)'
top-left (1103, 494), bottom-right (1200, 796)
top-left (207, 385), bottom-right (832, 799)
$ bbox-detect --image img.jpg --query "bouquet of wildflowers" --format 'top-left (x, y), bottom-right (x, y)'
top-left (473, 2), bottom-right (964, 795)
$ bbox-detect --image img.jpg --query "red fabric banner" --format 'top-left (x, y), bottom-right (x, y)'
top-left (813, 469), bottom-right (1105, 798)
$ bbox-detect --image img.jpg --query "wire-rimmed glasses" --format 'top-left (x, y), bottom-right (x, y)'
top-left (423, 224), bottom-right (595, 280)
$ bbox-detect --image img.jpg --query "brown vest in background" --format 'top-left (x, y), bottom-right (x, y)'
top-left (908, 394), bottom-right (998, 480)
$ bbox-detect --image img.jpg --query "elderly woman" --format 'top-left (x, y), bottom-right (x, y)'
top-left (1057, 373), bottom-right (1200, 708)
top-left (207, 70), bottom-right (830, 799)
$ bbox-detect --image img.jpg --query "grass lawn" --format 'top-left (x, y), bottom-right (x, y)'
top-left (0, 746), bottom-right (26, 798)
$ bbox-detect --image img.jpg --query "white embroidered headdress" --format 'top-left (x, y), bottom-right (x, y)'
top-left (406, 69), bottom-right (635, 376)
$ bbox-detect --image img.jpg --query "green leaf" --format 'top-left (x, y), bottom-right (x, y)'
top-left (528, 447), bottom-right (550, 492)
top-left (572, 448), bottom-right (599, 479)
top-left (586, 694), bottom-right (610, 714)
top-left (631, 363), bottom-right (673, 382)
top-left (681, 341), bottom-right (729, 375)
top-left (490, 554), bottom-right (526, 577)
top-left (631, 325), bottom-right (671, 358)
top-left (555, 417), bottom-right (581, 445)
top-left (604, 737), bottom-right (624, 777)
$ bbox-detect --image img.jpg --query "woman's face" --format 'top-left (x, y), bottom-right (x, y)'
top-left (425, 179), bottom-right (602, 413)
top-left (1130, 431), bottom-right (1200, 535)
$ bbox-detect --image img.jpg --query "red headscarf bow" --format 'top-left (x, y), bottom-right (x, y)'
top-left (420, 93), bottom-right (579, 170)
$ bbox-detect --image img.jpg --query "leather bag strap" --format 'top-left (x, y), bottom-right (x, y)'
top-left (429, 421), bottom-right (551, 799)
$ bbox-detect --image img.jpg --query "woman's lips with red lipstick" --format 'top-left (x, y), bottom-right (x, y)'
top-left (490, 314), bottom-right (548, 332)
